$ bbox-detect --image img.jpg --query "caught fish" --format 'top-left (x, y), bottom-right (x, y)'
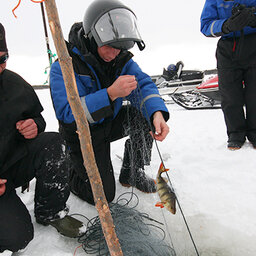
top-left (155, 162), bottom-right (176, 214)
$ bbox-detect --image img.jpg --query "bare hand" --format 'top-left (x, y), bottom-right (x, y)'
top-left (16, 119), bottom-right (38, 139)
top-left (107, 75), bottom-right (137, 101)
top-left (151, 111), bottom-right (169, 141)
top-left (0, 179), bottom-right (7, 196)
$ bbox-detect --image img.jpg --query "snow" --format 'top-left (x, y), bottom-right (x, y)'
top-left (4, 87), bottom-right (256, 256)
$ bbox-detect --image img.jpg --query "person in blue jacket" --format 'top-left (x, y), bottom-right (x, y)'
top-left (201, 1), bottom-right (256, 150)
top-left (50, 0), bottom-right (169, 204)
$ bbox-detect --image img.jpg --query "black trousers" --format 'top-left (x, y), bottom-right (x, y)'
top-left (69, 105), bottom-right (153, 205)
top-left (0, 132), bottom-right (70, 252)
top-left (216, 33), bottom-right (256, 142)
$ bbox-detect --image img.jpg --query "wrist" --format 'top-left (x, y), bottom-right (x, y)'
top-left (153, 111), bottom-right (163, 120)
top-left (107, 87), bottom-right (117, 101)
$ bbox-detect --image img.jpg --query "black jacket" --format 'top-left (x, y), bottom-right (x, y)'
top-left (0, 69), bottom-right (46, 174)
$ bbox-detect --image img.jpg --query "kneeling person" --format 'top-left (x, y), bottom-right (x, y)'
top-left (0, 23), bottom-right (84, 254)
top-left (50, 0), bottom-right (170, 204)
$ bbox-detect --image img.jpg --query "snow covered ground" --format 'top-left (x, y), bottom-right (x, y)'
top-left (3, 87), bottom-right (256, 256)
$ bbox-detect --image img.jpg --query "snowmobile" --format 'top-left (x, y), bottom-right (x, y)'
top-left (152, 61), bottom-right (205, 96)
top-left (171, 75), bottom-right (221, 110)
top-left (151, 61), bottom-right (220, 109)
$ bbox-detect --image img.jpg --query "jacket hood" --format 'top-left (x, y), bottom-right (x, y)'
top-left (68, 22), bottom-right (107, 65)
top-left (68, 22), bottom-right (104, 72)
top-left (68, 22), bottom-right (90, 55)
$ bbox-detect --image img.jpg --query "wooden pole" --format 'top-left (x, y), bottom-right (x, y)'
top-left (43, 1), bottom-right (123, 255)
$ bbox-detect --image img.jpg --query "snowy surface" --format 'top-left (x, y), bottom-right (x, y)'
top-left (3, 88), bottom-right (256, 256)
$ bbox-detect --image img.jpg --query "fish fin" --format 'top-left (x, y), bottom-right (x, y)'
top-left (158, 162), bottom-right (170, 174)
top-left (158, 162), bottom-right (165, 175)
top-left (155, 202), bottom-right (164, 208)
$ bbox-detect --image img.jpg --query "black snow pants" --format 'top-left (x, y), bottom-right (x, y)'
top-left (0, 132), bottom-right (70, 253)
top-left (69, 105), bottom-right (153, 205)
top-left (216, 33), bottom-right (256, 143)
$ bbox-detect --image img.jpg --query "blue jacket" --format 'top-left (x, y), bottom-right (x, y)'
top-left (50, 55), bottom-right (168, 125)
top-left (50, 26), bottom-right (169, 126)
top-left (200, 0), bottom-right (256, 38)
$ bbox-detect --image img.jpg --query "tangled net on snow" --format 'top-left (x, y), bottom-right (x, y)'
top-left (78, 193), bottom-right (176, 256)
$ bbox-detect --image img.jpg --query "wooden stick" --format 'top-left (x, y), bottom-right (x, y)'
top-left (43, 1), bottom-right (123, 255)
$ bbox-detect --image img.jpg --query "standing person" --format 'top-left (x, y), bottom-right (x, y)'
top-left (0, 23), bottom-right (85, 254)
top-left (50, 0), bottom-right (169, 205)
top-left (201, 1), bottom-right (256, 150)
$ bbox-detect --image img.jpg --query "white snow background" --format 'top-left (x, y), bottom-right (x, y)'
top-left (1, 76), bottom-right (256, 256)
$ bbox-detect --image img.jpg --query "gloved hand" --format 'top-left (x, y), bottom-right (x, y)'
top-left (248, 14), bottom-right (256, 28)
top-left (222, 8), bottom-right (253, 34)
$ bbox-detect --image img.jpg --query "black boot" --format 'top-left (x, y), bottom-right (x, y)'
top-left (119, 167), bottom-right (156, 193)
top-left (227, 141), bottom-right (244, 150)
top-left (49, 215), bottom-right (86, 238)
top-left (37, 215), bottom-right (86, 238)
top-left (119, 139), bottom-right (156, 193)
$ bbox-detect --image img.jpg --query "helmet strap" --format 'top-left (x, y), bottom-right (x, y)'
top-left (137, 40), bottom-right (145, 51)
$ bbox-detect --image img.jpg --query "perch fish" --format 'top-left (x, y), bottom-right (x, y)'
top-left (155, 162), bottom-right (176, 214)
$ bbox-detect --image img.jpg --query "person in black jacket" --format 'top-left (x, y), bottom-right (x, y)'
top-left (0, 23), bottom-right (85, 254)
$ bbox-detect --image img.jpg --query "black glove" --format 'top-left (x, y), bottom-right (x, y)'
top-left (222, 8), bottom-right (253, 34)
top-left (248, 14), bottom-right (256, 28)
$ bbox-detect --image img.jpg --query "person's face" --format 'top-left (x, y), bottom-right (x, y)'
top-left (0, 51), bottom-right (8, 74)
top-left (97, 45), bottom-right (120, 62)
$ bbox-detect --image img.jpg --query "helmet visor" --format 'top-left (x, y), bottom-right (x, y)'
top-left (92, 8), bottom-right (142, 49)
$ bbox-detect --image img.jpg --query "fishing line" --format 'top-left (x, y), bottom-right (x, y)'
top-left (128, 81), bottom-right (176, 249)
top-left (158, 203), bottom-right (176, 251)
top-left (78, 192), bottom-right (176, 256)
top-left (122, 99), bottom-right (155, 193)
top-left (136, 79), bottom-right (200, 256)
top-left (123, 86), bottom-right (177, 253)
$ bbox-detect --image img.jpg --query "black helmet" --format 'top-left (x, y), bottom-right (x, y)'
top-left (83, 0), bottom-right (145, 51)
